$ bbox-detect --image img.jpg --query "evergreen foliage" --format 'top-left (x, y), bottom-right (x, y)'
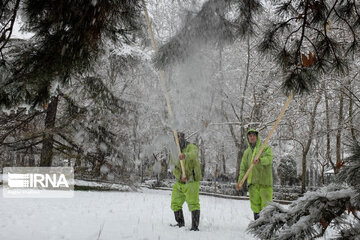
top-left (277, 155), bottom-right (297, 186)
top-left (0, 0), bottom-right (142, 107)
top-left (154, 0), bottom-right (360, 95)
top-left (248, 141), bottom-right (360, 239)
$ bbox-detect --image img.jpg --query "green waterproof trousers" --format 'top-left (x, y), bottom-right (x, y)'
top-left (249, 184), bottom-right (273, 213)
top-left (171, 181), bottom-right (200, 212)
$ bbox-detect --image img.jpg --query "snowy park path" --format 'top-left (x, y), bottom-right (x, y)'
top-left (0, 188), bottom-right (256, 240)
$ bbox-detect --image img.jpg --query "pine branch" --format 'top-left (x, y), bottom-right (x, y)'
top-left (2, 0), bottom-right (142, 108)
top-left (0, 110), bottom-right (43, 144)
top-left (247, 186), bottom-right (355, 239)
top-left (337, 140), bottom-right (360, 207)
top-left (0, 0), bottom-right (20, 55)
top-left (8, 140), bottom-right (43, 151)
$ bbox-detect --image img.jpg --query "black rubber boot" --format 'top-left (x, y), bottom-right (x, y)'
top-left (190, 210), bottom-right (200, 231)
top-left (254, 212), bottom-right (260, 220)
top-left (174, 209), bottom-right (185, 227)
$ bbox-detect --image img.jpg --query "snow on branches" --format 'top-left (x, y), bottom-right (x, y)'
top-left (248, 186), bottom-right (358, 239)
top-left (248, 140), bottom-right (360, 239)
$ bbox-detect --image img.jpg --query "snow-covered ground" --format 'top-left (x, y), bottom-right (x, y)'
top-left (75, 179), bottom-right (133, 191)
top-left (0, 188), bottom-right (256, 240)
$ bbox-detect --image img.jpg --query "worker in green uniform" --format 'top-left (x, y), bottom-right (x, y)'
top-left (170, 132), bottom-right (202, 231)
top-left (236, 129), bottom-right (273, 220)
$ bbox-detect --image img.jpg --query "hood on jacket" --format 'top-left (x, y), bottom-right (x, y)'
top-left (247, 129), bottom-right (261, 148)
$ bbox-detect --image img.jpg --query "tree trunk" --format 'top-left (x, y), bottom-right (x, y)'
top-left (222, 143), bottom-right (226, 174)
top-left (301, 93), bottom-right (321, 194)
top-left (218, 46), bottom-right (225, 177)
top-left (335, 89), bottom-right (344, 174)
top-left (29, 146), bottom-right (35, 166)
top-left (198, 136), bottom-right (205, 177)
top-left (236, 34), bottom-right (251, 180)
top-left (324, 89), bottom-right (335, 172)
top-left (40, 96), bottom-right (59, 166)
top-left (93, 153), bottom-right (105, 177)
top-left (75, 154), bottom-right (81, 167)
top-left (140, 155), bottom-right (145, 183)
top-left (16, 153), bottom-right (21, 166)
top-left (214, 164), bottom-right (218, 192)
top-left (348, 80), bottom-right (357, 143)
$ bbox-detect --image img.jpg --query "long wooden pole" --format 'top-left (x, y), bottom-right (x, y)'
top-left (236, 91), bottom-right (294, 190)
top-left (142, 0), bottom-right (186, 179)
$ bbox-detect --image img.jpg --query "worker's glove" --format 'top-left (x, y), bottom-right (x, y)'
top-left (236, 182), bottom-right (242, 191)
top-left (181, 176), bottom-right (187, 183)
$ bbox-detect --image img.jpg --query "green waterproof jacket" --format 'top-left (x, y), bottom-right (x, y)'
top-left (172, 143), bottom-right (202, 182)
top-left (238, 129), bottom-right (273, 187)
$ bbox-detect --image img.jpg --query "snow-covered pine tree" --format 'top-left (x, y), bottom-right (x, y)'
top-left (0, 0), bottom-right (142, 107)
top-left (277, 155), bottom-right (297, 186)
top-left (0, 0), bottom-right (143, 167)
top-left (0, 42), bottom-right (143, 173)
top-left (247, 141), bottom-right (360, 239)
top-left (56, 74), bottom-right (138, 178)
